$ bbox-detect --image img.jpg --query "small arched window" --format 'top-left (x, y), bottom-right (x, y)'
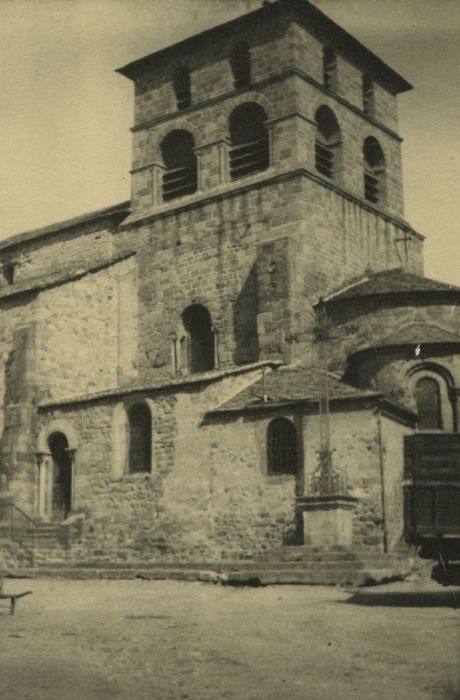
top-left (128, 403), bottom-right (152, 473)
top-left (230, 42), bottom-right (251, 89)
top-left (415, 378), bottom-right (443, 430)
top-left (323, 47), bottom-right (338, 91)
top-left (267, 417), bottom-right (298, 475)
top-left (315, 106), bottom-right (341, 180)
top-left (173, 67), bottom-right (191, 110)
top-left (161, 130), bottom-right (197, 201)
top-left (182, 304), bottom-right (215, 373)
top-left (363, 136), bottom-right (385, 204)
top-left (362, 74), bottom-right (375, 116)
top-left (229, 103), bottom-right (269, 180)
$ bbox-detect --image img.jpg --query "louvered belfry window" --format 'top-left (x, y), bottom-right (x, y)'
top-left (161, 130), bottom-right (197, 202)
top-left (363, 136), bottom-right (385, 205)
top-left (315, 106), bottom-right (341, 180)
top-left (267, 417), bottom-right (298, 475)
top-left (229, 103), bottom-right (269, 180)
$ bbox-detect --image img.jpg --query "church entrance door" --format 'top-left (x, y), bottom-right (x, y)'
top-left (48, 432), bottom-right (72, 520)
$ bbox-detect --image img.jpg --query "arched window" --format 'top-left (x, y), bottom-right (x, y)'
top-left (229, 103), bottom-right (269, 180)
top-left (362, 74), bottom-right (375, 115)
top-left (363, 136), bottom-right (385, 204)
top-left (230, 42), bottom-right (251, 89)
top-left (267, 417), bottom-right (298, 475)
top-left (315, 106), bottom-right (341, 180)
top-left (128, 403), bottom-right (152, 473)
top-left (182, 304), bottom-right (215, 373)
top-left (415, 378), bottom-right (443, 430)
top-left (161, 130), bottom-right (197, 201)
top-left (323, 47), bottom-right (338, 91)
top-left (173, 67), bottom-right (191, 110)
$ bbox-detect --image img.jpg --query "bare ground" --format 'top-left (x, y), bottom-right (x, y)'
top-left (0, 576), bottom-right (459, 700)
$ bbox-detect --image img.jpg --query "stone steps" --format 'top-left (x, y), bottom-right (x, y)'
top-left (26, 557), bottom-right (413, 571)
top-left (7, 555), bottom-right (414, 586)
top-left (7, 566), bottom-right (407, 586)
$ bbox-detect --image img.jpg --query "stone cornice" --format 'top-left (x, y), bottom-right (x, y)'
top-left (119, 166), bottom-right (423, 240)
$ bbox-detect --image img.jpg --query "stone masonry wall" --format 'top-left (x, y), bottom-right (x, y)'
top-left (325, 296), bottom-right (460, 400)
top-left (302, 407), bottom-right (400, 549)
top-left (380, 415), bottom-right (408, 551)
top-left (0, 223), bottom-right (113, 290)
top-left (36, 370), bottom-right (409, 561)
top-left (36, 257), bottom-right (136, 400)
top-left (36, 368), bottom-right (298, 562)
top-left (114, 174), bottom-right (423, 385)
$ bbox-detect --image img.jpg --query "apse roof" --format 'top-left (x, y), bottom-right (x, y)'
top-left (323, 268), bottom-right (460, 303)
top-left (210, 364), bottom-right (379, 413)
top-left (379, 322), bottom-right (460, 347)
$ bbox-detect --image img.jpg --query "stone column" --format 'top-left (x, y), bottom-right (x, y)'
top-left (35, 452), bottom-right (51, 520)
top-left (66, 448), bottom-right (77, 513)
top-left (151, 163), bottom-right (166, 206)
top-left (217, 139), bottom-right (231, 186)
top-left (212, 325), bottom-right (219, 368)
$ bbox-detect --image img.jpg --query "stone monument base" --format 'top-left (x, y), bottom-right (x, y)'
top-left (297, 495), bottom-right (359, 548)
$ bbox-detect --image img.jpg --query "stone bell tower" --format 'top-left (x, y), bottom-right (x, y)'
top-left (116, 0), bottom-right (423, 372)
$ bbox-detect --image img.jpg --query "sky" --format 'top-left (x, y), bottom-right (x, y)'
top-left (1, 0), bottom-right (459, 285)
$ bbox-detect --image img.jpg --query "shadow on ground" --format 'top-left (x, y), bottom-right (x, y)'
top-left (343, 589), bottom-right (460, 608)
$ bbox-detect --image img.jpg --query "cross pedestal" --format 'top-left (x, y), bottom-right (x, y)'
top-left (297, 495), bottom-right (358, 548)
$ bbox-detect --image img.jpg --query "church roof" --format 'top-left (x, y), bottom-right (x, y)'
top-left (210, 365), bottom-right (379, 414)
top-left (0, 201), bottom-right (130, 253)
top-left (117, 0), bottom-right (412, 94)
top-left (323, 268), bottom-right (460, 303)
top-left (379, 322), bottom-right (460, 347)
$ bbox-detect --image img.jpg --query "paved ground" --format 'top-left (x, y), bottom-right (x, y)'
top-left (0, 576), bottom-right (458, 700)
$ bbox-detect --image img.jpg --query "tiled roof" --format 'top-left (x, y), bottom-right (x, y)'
top-left (324, 268), bottom-right (460, 303)
top-left (117, 0), bottom-right (412, 93)
top-left (39, 361), bottom-right (281, 409)
top-left (380, 322), bottom-right (460, 347)
top-left (211, 365), bottom-right (379, 413)
top-left (0, 201), bottom-right (130, 253)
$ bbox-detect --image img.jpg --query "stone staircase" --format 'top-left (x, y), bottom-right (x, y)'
top-left (3, 544), bottom-right (417, 586)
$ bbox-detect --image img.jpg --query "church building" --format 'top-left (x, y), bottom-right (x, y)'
top-left (1, 0), bottom-right (459, 580)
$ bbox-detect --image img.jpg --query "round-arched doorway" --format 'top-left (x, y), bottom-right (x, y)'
top-left (48, 432), bottom-right (73, 519)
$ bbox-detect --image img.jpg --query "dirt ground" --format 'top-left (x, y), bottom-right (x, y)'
top-left (0, 575), bottom-right (458, 700)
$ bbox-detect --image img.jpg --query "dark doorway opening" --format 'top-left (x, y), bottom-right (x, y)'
top-left (48, 432), bottom-right (72, 519)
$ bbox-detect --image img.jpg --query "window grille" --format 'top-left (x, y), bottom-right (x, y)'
top-left (363, 136), bottom-right (385, 205)
top-left (364, 172), bottom-right (379, 202)
top-left (314, 106), bottom-right (341, 180)
top-left (161, 130), bottom-right (197, 202)
top-left (229, 103), bottom-right (269, 180)
top-left (315, 141), bottom-right (334, 178)
top-left (267, 418), bottom-right (298, 475)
